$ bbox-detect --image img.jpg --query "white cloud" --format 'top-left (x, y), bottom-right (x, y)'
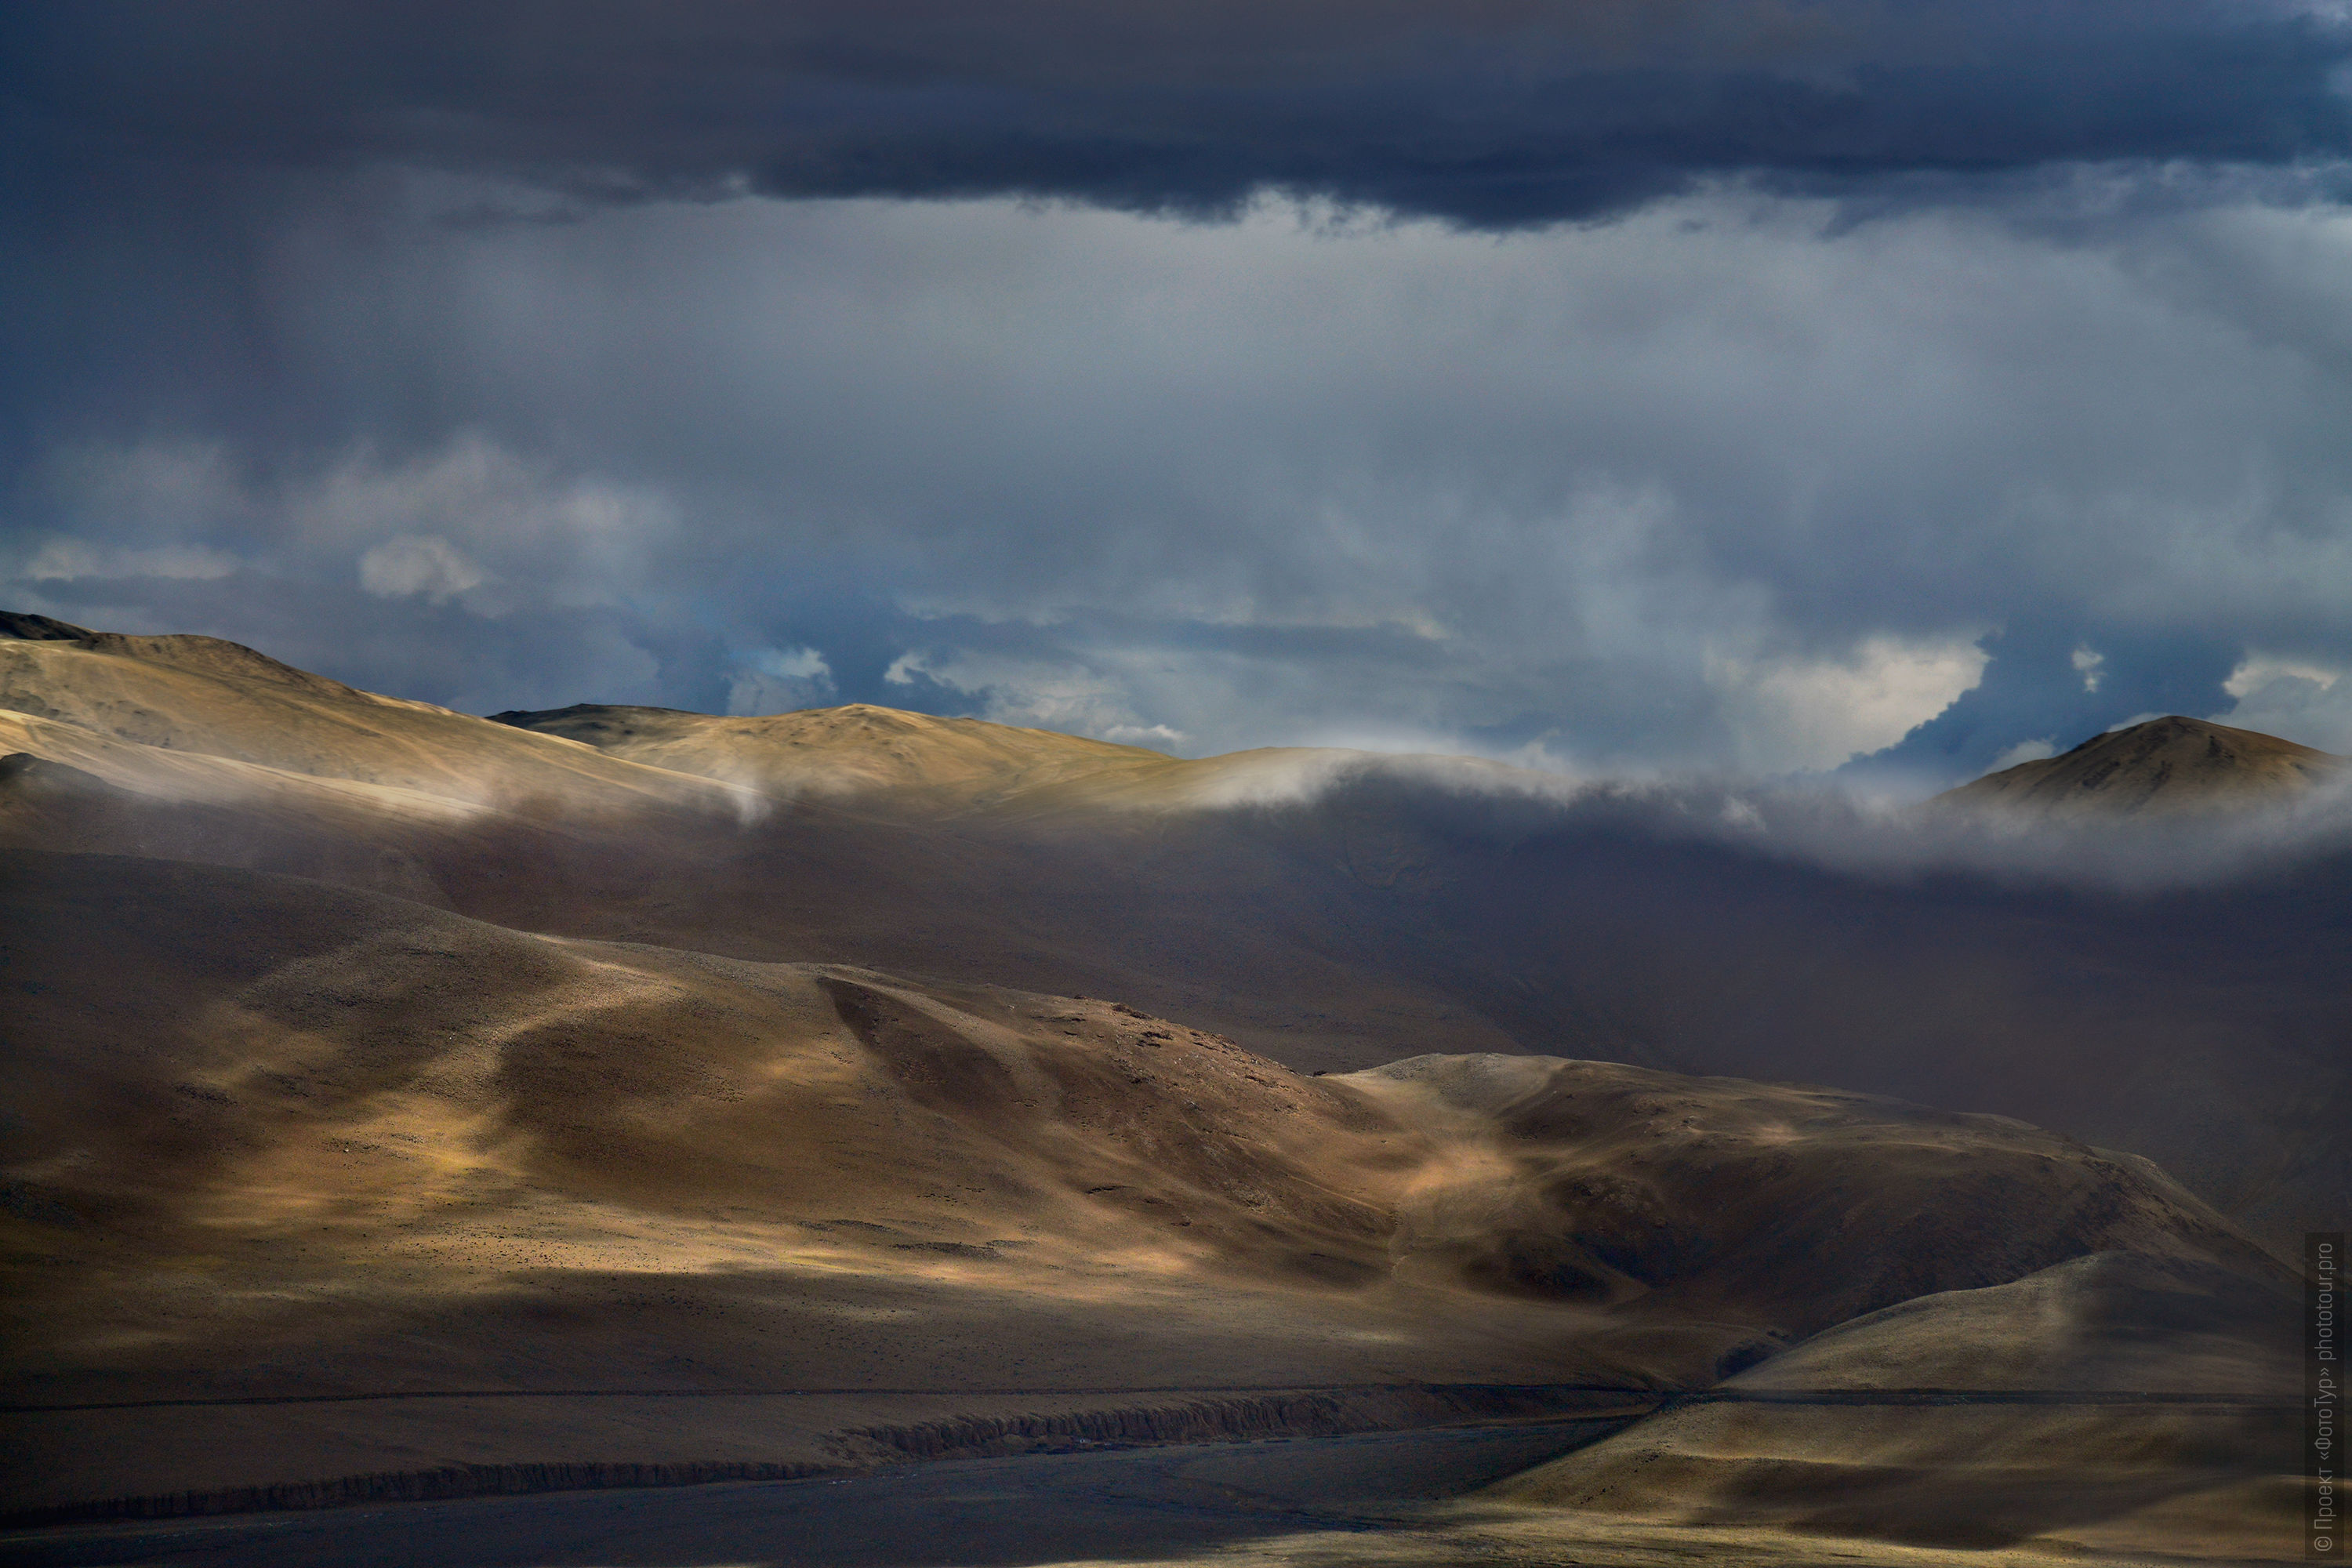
top-left (884, 648), bottom-right (1178, 744)
top-left (754, 645), bottom-right (830, 681)
top-left (2223, 654), bottom-right (2343, 699)
top-left (1501, 737), bottom-right (1581, 775)
top-left (726, 645), bottom-right (836, 715)
top-left (13, 443), bottom-right (250, 591)
top-left (1101, 724), bottom-right (1188, 747)
top-left (21, 539), bottom-right (240, 582)
top-left (1987, 737), bottom-right (2058, 771)
top-left (2071, 645), bottom-right (2106, 693)
top-left (299, 437), bottom-right (675, 609)
top-left (1710, 634), bottom-right (1991, 775)
top-left (2209, 652), bottom-right (2352, 752)
top-left (32, 187), bottom-right (2352, 772)
top-left (34, 434), bottom-right (681, 625)
top-left (358, 534), bottom-right (488, 601)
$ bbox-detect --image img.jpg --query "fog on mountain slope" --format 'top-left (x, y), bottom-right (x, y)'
top-left (2, 615), bottom-right (2347, 1249)
top-left (0, 614), bottom-right (2320, 1555)
top-left (492, 698), bottom-right (1577, 820)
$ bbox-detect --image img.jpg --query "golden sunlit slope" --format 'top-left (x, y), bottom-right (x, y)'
top-left (0, 729), bottom-right (468, 907)
top-left (1722, 1250), bottom-right (2294, 1394)
top-left (982, 745), bottom-right (1574, 828)
top-left (0, 614), bottom-right (751, 815)
top-left (492, 698), bottom-right (1577, 824)
top-left (1489, 1252), bottom-right (2298, 1559)
top-left (489, 701), bottom-right (1174, 805)
top-left (1934, 714), bottom-right (2343, 818)
top-left (0, 683), bottom-right (1550, 1071)
top-left (1128, 1261), bottom-right (2301, 1566)
top-left (0, 700), bottom-right (757, 913)
top-left (0, 849), bottom-right (2281, 1515)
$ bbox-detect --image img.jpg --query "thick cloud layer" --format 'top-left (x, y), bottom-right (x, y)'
top-left (10, 2), bottom-right (2350, 225)
top-left (5, 5), bottom-right (2352, 782)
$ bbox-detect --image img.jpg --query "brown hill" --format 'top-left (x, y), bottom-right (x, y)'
top-left (0, 615), bottom-right (750, 816)
top-left (1490, 1252), bottom-right (2298, 1557)
top-left (0, 849), bottom-right (2281, 1520)
top-left (0, 619), bottom-right (2318, 1557)
top-left (3, 622), bottom-right (2349, 1254)
top-left (1934, 714), bottom-right (2343, 818)
top-left (490, 702), bottom-right (1174, 807)
top-left (490, 700), bottom-right (1559, 828)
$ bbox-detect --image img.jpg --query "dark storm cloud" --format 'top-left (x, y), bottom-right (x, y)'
top-left (8, 1), bottom-right (2350, 227)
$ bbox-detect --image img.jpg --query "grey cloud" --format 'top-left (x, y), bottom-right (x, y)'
top-left (8, 2), bottom-right (2350, 227)
top-left (9, 8), bottom-right (2352, 780)
top-left (1848, 623), bottom-right (2247, 784)
top-left (11, 188), bottom-right (2352, 777)
top-left (1206, 743), bottom-right (2352, 896)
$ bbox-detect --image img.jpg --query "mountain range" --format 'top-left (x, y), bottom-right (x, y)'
top-left (0, 614), bottom-right (2325, 1561)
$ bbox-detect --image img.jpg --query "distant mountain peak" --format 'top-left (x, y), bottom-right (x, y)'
top-left (1934, 715), bottom-right (2342, 818)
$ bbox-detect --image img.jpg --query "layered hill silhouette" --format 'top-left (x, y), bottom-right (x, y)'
top-left (0, 615), bottom-right (2323, 1555)
top-left (3, 620), bottom-right (2341, 1245)
top-left (1935, 713), bottom-right (2343, 818)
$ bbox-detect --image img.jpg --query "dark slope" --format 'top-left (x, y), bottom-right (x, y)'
top-left (0, 849), bottom-right (2284, 1521)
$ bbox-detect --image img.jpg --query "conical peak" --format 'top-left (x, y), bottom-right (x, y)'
top-left (1936, 715), bottom-right (2341, 818)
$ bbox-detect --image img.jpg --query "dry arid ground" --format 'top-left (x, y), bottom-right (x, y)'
top-left (0, 615), bottom-right (2318, 1560)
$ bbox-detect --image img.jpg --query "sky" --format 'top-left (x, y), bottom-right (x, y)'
top-left (6, 2), bottom-right (2352, 785)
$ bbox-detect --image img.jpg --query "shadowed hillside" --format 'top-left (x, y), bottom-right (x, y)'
top-left (0, 618), bottom-right (2321, 1557)
top-left (0, 851), bottom-right (2288, 1534)
top-left (3, 619), bottom-right (2347, 1250)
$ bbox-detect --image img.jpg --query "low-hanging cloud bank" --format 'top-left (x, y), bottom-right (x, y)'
top-left (1137, 742), bottom-right (2352, 895)
top-left (9, 1), bottom-right (2350, 226)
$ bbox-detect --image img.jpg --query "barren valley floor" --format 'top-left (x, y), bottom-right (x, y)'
top-left (0, 1410), bottom-right (2294, 1568)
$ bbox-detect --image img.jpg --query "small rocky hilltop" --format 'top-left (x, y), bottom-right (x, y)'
top-left (1933, 714), bottom-right (2341, 818)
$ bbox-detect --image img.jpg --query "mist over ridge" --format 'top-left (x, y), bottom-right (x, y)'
top-left (491, 683), bottom-right (2352, 897)
top-left (5, 615), bottom-right (2347, 1265)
